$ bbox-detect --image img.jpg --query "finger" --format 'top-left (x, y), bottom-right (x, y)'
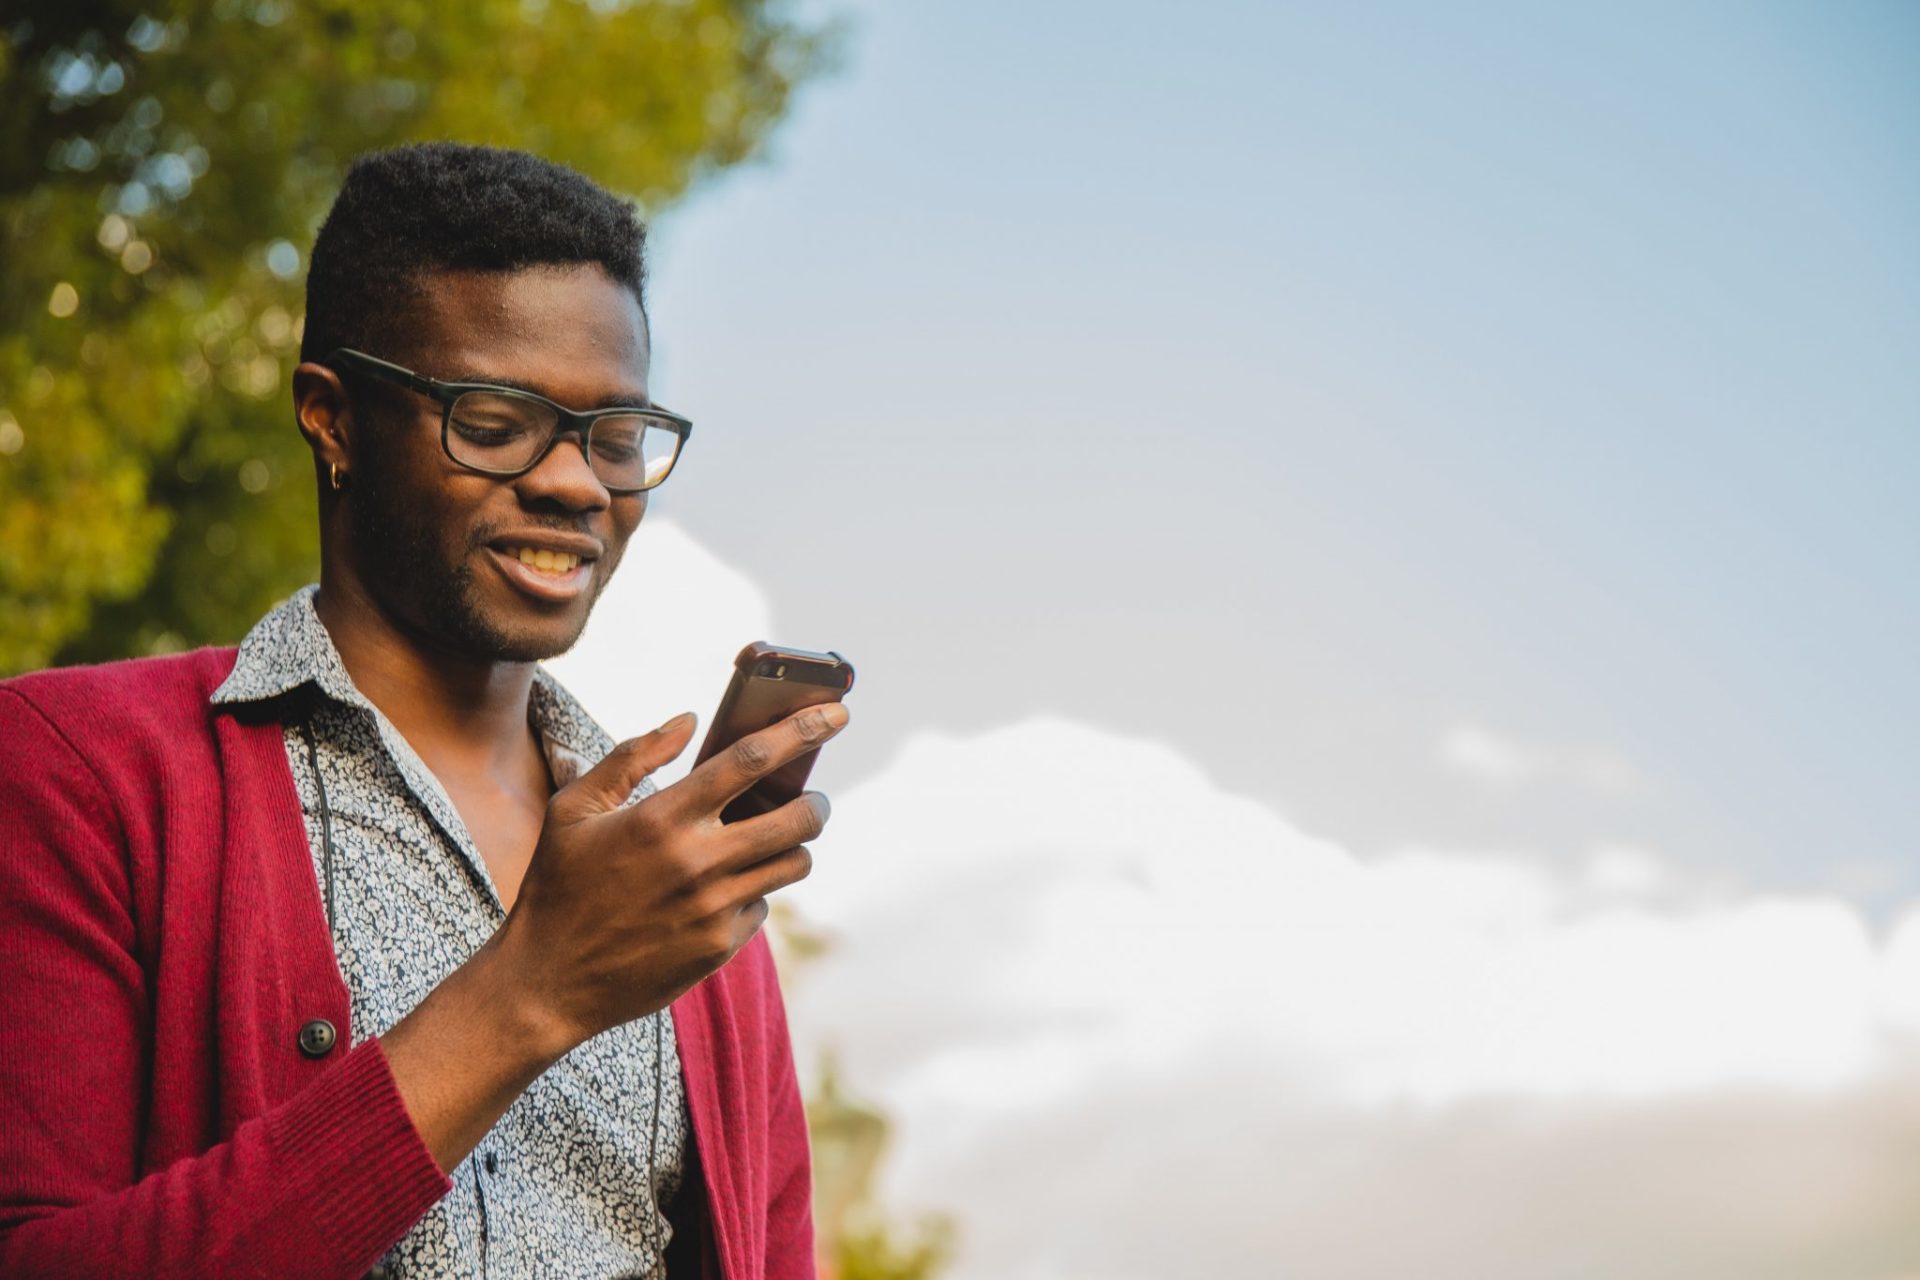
top-left (735, 895), bottom-right (772, 945)
top-left (684, 703), bottom-right (848, 817)
top-left (551, 712), bottom-right (697, 821)
top-left (732, 844), bottom-right (815, 902)
top-left (714, 794), bottom-right (830, 876)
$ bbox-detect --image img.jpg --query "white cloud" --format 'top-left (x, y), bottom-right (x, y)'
top-left (1438, 720), bottom-right (1639, 793)
top-left (780, 717), bottom-right (1920, 1278)
top-left (788, 718), bottom-right (1902, 1112)
top-left (551, 522), bottom-right (1920, 1279)
top-left (1580, 841), bottom-right (1671, 897)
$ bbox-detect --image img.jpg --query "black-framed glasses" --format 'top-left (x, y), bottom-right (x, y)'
top-left (324, 347), bottom-right (692, 493)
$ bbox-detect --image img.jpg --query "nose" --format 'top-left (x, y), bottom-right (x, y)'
top-left (514, 430), bottom-right (612, 513)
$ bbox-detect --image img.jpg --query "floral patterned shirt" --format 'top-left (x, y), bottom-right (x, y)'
top-left (211, 586), bottom-right (690, 1279)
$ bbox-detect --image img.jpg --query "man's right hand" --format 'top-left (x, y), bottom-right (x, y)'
top-left (500, 702), bottom-right (847, 1050)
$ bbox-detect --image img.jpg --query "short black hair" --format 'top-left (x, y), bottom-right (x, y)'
top-left (300, 141), bottom-right (647, 363)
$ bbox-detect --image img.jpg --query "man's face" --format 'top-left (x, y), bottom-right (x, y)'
top-left (345, 263), bottom-right (653, 663)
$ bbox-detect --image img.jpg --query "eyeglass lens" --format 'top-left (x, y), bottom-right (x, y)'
top-left (447, 390), bottom-right (681, 489)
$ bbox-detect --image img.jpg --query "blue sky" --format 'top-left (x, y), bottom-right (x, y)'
top-left (545, 6), bottom-right (1920, 1271)
top-left (631, 0), bottom-right (1918, 905)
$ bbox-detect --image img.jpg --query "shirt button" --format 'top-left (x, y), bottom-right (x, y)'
top-left (297, 1018), bottom-right (338, 1058)
top-left (366, 1266), bottom-right (391, 1280)
top-left (484, 1151), bottom-right (498, 1175)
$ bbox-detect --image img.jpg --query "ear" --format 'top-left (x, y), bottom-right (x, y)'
top-left (292, 361), bottom-right (356, 490)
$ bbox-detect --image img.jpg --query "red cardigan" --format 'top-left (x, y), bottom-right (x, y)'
top-left (0, 649), bottom-right (814, 1280)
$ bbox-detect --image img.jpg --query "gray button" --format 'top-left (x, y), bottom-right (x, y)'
top-left (366, 1265), bottom-right (391, 1280)
top-left (297, 1018), bottom-right (338, 1058)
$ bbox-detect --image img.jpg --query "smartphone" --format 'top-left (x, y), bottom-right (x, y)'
top-left (694, 642), bottom-right (855, 825)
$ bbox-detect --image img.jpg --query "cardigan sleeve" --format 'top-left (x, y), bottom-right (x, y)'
top-left (0, 688), bottom-right (451, 1279)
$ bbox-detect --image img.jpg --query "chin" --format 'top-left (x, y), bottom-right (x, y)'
top-left (377, 542), bottom-right (610, 665)
top-left (412, 578), bottom-right (588, 664)
top-left (465, 546), bottom-right (622, 662)
top-left (468, 607), bottom-right (595, 663)
top-left (490, 627), bottom-right (588, 664)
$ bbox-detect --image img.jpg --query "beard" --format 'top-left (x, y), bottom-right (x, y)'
top-left (346, 460), bottom-right (603, 663)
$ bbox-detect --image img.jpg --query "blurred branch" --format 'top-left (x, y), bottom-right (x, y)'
top-left (771, 901), bottom-right (958, 1280)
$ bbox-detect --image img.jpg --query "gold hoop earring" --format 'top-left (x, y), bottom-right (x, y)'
top-left (328, 463), bottom-right (347, 492)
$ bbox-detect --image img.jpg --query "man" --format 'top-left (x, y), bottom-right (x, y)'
top-left (0, 142), bottom-right (841, 1279)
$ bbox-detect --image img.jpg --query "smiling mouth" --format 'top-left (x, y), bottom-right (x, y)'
top-left (501, 545), bottom-right (587, 576)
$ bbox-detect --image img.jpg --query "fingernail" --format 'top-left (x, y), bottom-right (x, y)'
top-left (820, 703), bottom-right (849, 728)
top-left (658, 711), bottom-right (695, 733)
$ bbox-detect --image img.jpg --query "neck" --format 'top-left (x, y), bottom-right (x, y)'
top-left (312, 571), bottom-right (538, 773)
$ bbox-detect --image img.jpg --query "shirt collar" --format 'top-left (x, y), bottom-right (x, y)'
top-left (210, 584), bottom-right (362, 710)
top-left (528, 667), bottom-right (613, 786)
top-left (212, 585), bottom-right (616, 783)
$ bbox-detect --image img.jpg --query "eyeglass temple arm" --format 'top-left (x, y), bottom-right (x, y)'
top-left (328, 347), bottom-right (691, 435)
top-left (325, 348), bottom-right (443, 397)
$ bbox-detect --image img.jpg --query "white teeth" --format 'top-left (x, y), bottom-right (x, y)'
top-left (509, 546), bottom-right (581, 575)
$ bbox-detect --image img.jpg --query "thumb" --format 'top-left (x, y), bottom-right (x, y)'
top-left (553, 712), bottom-right (697, 820)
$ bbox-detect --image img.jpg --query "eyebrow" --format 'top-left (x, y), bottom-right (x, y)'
top-left (441, 370), bottom-right (655, 412)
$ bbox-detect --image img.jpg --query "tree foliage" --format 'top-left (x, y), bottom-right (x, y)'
top-left (831, 1220), bottom-right (957, 1280)
top-left (0, 0), bottom-right (832, 673)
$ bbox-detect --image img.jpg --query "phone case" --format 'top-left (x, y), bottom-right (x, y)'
top-left (695, 642), bottom-right (855, 824)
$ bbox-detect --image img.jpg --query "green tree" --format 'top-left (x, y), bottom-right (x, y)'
top-left (0, 0), bottom-right (833, 673)
top-left (808, 1052), bottom-right (957, 1280)
top-left (770, 903), bottom-right (956, 1280)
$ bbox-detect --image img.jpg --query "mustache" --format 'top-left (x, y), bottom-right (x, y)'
top-left (468, 516), bottom-right (597, 548)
